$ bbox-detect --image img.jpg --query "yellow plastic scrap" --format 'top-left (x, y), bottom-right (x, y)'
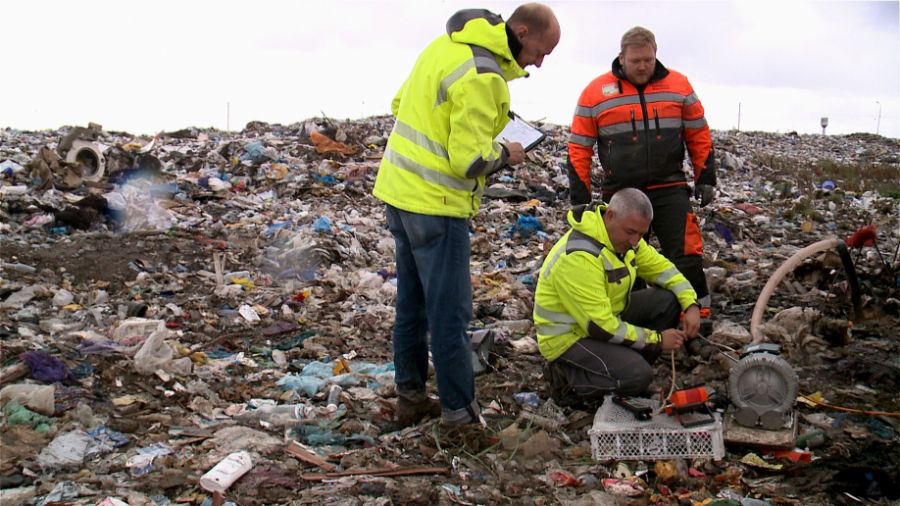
top-left (229, 277), bottom-right (255, 290)
top-left (268, 163), bottom-right (289, 180)
top-left (63, 303), bottom-right (83, 311)
top-left (173, 344), bottom-right (192, 357)
top-left (332, 357), bottom-right (351, 375)
top-left (740, 452), bottom-right (783, 470)
top-left (654, 460), bottom-right (679, 482)
top-left (798, 391), bottom-right (825, 407)
top-left (190, 352), bottom-right (208, 365)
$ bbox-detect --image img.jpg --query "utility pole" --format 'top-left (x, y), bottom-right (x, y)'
top-left (737, 102), bottom-right (741, 131)
top-left (876, 101), bottom-right (882, 136)
top-left (226, 102), bottom-right (231, 132)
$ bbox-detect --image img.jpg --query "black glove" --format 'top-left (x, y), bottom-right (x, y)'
top-left (694, 184), bottom-right (715, 207)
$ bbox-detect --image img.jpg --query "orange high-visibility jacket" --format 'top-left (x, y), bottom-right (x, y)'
top-left (568, 58), bottom-right (714, 203)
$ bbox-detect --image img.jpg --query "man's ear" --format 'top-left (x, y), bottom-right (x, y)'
top-left (515, 25), bottom-right (529, 40)
top-left (617, 52), bottom-right (624, 66)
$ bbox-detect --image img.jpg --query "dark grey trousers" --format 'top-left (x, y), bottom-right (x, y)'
top-left (550, 288), bottom-right (681, 402)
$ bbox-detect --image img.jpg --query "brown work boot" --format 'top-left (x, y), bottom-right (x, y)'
top-left (395, 393), bottom-right (441, 427)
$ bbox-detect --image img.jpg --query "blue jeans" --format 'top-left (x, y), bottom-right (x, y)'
top-left (385, 205), bottom-right (474, 421)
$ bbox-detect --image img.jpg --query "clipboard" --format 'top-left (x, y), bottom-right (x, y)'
top-left (496, 111), bottom-right (546, 152)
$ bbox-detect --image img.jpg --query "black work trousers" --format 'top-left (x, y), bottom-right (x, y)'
top-left (550, 288), bottom-right (681, 403)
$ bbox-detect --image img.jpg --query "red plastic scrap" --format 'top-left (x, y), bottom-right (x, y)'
top-left (548, 469), bottom-right (579, 487)
top-left (845, 224), bottom-right (877, 248)
top-left (769, 448), bottom-right (812, 463)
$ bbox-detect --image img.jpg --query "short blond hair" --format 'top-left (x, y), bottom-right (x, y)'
top-left (620, 26), bottom-right (657, 53)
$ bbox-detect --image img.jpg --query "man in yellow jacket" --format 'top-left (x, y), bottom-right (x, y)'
top-left (533, 188), bottom-right (701, 406)
top-left (373, 4), bottom-right (560, 427)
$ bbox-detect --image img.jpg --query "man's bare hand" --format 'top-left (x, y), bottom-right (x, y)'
top-left (681, 305), bottom-right (700, 338)
top-left (660, 329), bottom-right (685, 350)
top-left (505, 142), bottom-right (525, 166)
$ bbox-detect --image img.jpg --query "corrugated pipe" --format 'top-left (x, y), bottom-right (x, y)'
top-left (750, 238), bottom-right (861, 343)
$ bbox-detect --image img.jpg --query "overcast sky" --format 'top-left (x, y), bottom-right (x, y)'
top-left (2, 0), bottom-right (898, 138)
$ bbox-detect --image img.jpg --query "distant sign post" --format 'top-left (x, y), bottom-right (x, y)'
top-left (821, 117), bottom-right (828, 135)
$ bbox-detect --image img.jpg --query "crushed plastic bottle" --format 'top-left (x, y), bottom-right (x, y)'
top-left (513, 391), bottom-right (540, 409)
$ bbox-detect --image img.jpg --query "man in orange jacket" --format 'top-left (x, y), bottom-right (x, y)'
top-left (566, 26), bottom-right (715, 308)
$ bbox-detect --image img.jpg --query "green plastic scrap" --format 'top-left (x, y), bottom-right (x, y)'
top-left (3, 400), bottom-right (54, 433)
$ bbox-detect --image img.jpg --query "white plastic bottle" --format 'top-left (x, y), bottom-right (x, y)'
top-left (199, 451), bottom-right (253, 493)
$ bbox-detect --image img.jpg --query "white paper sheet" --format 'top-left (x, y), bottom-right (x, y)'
top-left (496, 113), bottom-right (546, 151)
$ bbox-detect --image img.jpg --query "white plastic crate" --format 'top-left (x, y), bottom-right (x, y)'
top-left (589, 396), bottom-right (725, 461)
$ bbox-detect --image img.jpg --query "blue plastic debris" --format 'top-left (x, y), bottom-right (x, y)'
top-left (315, 174), bottom-right (338, 185)
top-left (313, 216), bottom-right (333, 234)
top-left (506, 214), bottom-right (543, 239)
top-left (277, 360), bottom-right (395, 396)
top-left (714, 222), bottom-right (735, 245)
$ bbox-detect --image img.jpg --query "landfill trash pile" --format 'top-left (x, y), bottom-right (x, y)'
top-left (1, 119), bottom-right (899, 505)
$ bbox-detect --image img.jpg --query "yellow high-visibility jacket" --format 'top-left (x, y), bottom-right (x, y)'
top-left (373, 9), bottom-right (528, 218)
top-left (534, 203), bottom-right (698, 361)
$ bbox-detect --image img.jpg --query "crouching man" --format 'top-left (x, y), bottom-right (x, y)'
top-left (533, 188), bottom-right (700, 405)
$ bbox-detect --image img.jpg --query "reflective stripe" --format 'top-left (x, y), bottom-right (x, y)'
top-left (474, 55), bottom-right (501, 73)
top-left (574, 104), bottom-right (594, 118)
top-left (684, 117), bottom-right (708, 129)
top-left (605, 267), bottom-right (630, 284)
top-left (588, 95), bottom-right (642, 116)
top-left (436, 59), bottom-right (475, 106)
top-left (384, 147), bottom-right (473, 191)
top-left (643, 92), bottom-right (687, 104)
top-left (567, 237), bottom-right (603, 256)
top-left (536, 323), bottom-right (572, 336)
top-left (436, 46), bottom-right (501, 106)
top-left (652, 266), bottom-right (680, 286)
top-left (464, 141), bottom-right (503, 178)
top-left (608, 321), bottom-right (628, 344)
top-left (541, 246), bottom-right (566, 278)
top-left (568, 133), bottom-right (596, 147)
top-left (599, 122), bottom-right (635, 136)
top-left (566, 230), bottom-right (605, 256)
top-left (579, 91), bottom-right (692, 120)
top-left (393, 121), bottom-right (448, 159)
top-left (632, 327), bottom-right (649, 349)
top-left (670, 280), bottom-right (693, 295)
top-left (534, 304), bottom-right (577, 323)
top-left (598, 117), bottom-right (683, 136)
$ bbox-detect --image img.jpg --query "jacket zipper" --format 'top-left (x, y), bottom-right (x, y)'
top-left (637, 88), bottom-right (651, 182)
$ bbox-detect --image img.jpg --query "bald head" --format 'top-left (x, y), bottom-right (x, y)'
top-left (507, 3), bottom-right (560, 69)
top-left (508, 3), bottom-right (556, 33)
